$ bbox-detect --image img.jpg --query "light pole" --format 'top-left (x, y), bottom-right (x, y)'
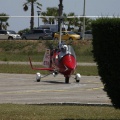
top-left (37, 11), bottom-right (41, 27)
top-left (82, 0), bottom-right (86, 40)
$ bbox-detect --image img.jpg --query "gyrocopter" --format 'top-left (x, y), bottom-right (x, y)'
top-left (29, 16), bottom-right (81, 84)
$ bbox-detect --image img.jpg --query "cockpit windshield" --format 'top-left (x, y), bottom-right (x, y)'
top-left (59, 44), bottom-right (76, 59)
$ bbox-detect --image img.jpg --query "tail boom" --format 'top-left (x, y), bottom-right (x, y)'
top-left (29, 57), bottom-right (54, 71)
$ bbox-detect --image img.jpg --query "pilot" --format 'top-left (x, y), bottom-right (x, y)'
top-left (60, 44), bottom-right (68, 53)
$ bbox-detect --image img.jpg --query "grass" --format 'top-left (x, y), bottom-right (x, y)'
top-left (0, 40), bottom-right (97, 75)
top-left (0, 104), bottom-right (120, 120)
top-left (0, 40), bottom-right (94, 62)
top-left (0, 53), bottom-right (44, 62)
top-left (0, 64), bottom-right (98, 75)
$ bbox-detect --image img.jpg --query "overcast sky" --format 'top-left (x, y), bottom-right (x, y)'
top-left (0, 0), bottom-right (120, 32)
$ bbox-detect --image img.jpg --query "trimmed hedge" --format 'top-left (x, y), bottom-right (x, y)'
top-left (92, 18), bottom-right (120, 108)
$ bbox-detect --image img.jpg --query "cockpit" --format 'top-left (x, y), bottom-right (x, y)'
top-left (59, 43), bottom-right (76, 59)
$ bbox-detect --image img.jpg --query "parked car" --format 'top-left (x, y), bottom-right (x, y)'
top-left (0, 30), bottom-right (21, 40)
top-left (54, 31), bottom-right (80, 40)
top-left (75, 30), bottom-right (93, 39)
top-left (22, 29), bottom-right (52, 40)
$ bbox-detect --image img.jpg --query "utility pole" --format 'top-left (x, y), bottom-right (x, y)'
top-left (82, 0), bottom-right (86, 40)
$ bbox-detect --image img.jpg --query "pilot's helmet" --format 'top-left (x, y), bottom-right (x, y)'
top-left (61, 45), bottom-right (68, 52)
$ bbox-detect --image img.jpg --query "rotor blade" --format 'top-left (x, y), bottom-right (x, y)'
top-left (0, 15), bottom-right (119, 18)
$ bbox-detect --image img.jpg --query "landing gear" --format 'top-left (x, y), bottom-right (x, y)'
top-left (65, 77), bottom-right (69, 84)
top-left (36, 72), bottom-right (41, 82)
top-left (75, 73), bottom-right (81, 83)
top-left (52, 71), bottom-right (58, 77)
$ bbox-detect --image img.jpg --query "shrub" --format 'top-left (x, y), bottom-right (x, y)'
top-left (92, 18), bottom-right (120, 108)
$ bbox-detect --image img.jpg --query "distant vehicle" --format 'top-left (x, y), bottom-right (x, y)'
top-left (0, 30), bottom-right (21, 40)
top-left (38, 24), bottom-right (66, 32)
top-left (38, 24), bottom-right (58, 32)
top-left (54, 31), bottom-right (80, 40)
top-left (22, 29), bottom-right (52, 40)
top-left (76, 30), bottom-right (93, 40)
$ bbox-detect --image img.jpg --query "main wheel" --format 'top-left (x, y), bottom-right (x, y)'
top-left (75, 73), bottom-right (81, 83)
top-left (36, 73), bottom-right (41, 82)
top-left (65, 77), bottom-right (69, 84)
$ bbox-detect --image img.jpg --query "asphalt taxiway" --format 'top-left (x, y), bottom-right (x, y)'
top-left (0, 73), bottom-right (111, 105)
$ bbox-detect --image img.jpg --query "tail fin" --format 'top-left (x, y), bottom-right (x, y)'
top-left (29, 57), bottom-right (53, 71)
top-left (43, 49), bottom-right (51, 68)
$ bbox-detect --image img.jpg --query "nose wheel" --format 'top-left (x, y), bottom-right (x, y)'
top-left (65, 77), bottom-right (69, 84)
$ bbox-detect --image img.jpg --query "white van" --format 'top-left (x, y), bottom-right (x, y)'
top-left (0, 30), bottom-right (21, 40)
top-left (38, 24), bottom-right (67, 32)
top-left (38, 24), bottom-right (58, 32)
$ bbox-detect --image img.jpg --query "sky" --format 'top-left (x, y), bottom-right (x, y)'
top-left (0, 0), bottom-right (120, 32)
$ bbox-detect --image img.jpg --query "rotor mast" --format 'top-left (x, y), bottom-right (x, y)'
top-left (58, 0), bottom-right (63, 46)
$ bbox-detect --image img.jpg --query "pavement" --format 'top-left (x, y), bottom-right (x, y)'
top-left (0, 61), bottom-right (97, 66)
top-left (0, 73), bottom-right (112, 105)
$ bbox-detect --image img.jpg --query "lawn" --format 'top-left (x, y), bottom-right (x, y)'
top-left (0, 104), bottom-right (120, 120)
top-left (0, 40), bottom-right (94, 62)
top-left (0, 64), bottom-right (98, 75)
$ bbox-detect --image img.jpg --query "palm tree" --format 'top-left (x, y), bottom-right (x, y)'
top-left (0, 13), bottom-right (9, 30)
top-left (63, 12), bottom-right (77, 31)
top-left (79, 17), bottom-right (93, 31)
top-left (41, 7), bottom-right (58, 24)
top-left (63, 12), bottom-right (93, 31)
top-left (23, 0), bottom-right (42, 30)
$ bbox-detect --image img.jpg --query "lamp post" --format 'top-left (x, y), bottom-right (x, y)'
top-left (82, 0), bottom-right (86, 40)
top-left (37, 11), bottom-right (41, 27)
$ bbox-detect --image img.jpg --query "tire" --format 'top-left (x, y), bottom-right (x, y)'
top-left (65, 77), bottom-right (69, 84)
top-left (76, 80), bottom-right (80, 83)
top-left (54, 37), bottom-right (58, 40)
top-left (22, 37), bottom-right (26, 40)
top-left (39, 37), bottom-right (43, 40)
top-left (37, 79), bottom-right (40, 82)
top-left (8, 37), bottom-right (13, 40)
top-left (69, 37), bottom-right (73, 40)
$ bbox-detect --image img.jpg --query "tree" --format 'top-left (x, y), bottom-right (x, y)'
top-left (63, 12), bottom-right (93, 31)
top-left (80, 17), bottom-right (93, 31)
top-left (0, 13), bottom-right (9, 30)
top-left (23, 0), bottom-right (42, 30)
top-left (63, 12), bottom-right (76, 31)
top-left (41, 7), bottom-right (58, 24)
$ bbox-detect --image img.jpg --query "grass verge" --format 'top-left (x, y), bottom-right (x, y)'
top-left (0, 104), bottom-right (120, 120)
top-left (0, 64), bottom-right (98, 76)
top-left (0, 40), bottom-right (94, 62)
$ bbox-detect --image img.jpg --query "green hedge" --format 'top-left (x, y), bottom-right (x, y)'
top-left (92, 18), bottom-right (120, 108)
